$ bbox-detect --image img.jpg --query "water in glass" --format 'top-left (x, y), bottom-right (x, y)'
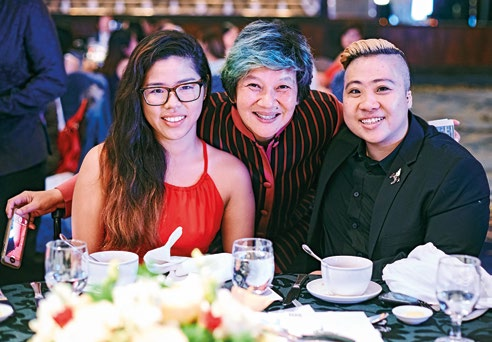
top-left (45, 239), bottom-right (89, 294)
top-left (232, 238), bottom-right (274, 294)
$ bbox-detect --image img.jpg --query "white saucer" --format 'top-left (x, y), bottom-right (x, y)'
top-left (0, 303), bottom-right (14, 322)
top-left (306, 279), bottom-right (382, 304)
top-left (144, 256), bottom-right (190, 274)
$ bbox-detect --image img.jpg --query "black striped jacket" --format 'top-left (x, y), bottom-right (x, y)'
top-left (198, 91), bottom-right (343, 271)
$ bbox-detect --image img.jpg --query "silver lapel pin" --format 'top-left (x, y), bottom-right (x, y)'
top-left (389, 168), bottom-right (401, 185)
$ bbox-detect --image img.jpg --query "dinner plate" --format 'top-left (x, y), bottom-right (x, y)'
top-left (306, 279), bottom-right (382, 304)
top-left (0, 303), bottom-right (14, 322)
top-left (144, 256), bottom-right (190, 274)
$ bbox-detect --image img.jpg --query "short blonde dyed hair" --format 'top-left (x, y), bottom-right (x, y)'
top-left (340, 38), bottom-right (410, 90)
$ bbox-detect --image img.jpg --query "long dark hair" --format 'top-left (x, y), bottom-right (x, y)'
top-left (100, 30), bottom-right (211, 254)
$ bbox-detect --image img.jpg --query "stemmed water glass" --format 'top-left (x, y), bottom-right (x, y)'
top-left (435, 254), bottom-right (481, 342)
top-left (232, 238), bottom-right (275, 295)
top-left (45, 239), bottom-right (89, 294)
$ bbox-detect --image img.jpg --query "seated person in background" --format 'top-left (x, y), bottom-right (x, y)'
top-left (329, 69), bottom-right (345, 103)
top-left (221, 21), bottom-right (239, 57)
top-left (61, 56), bottom-right (112, 172)
top-left (73, 30), bottom-right (254, 256)
top-left (303, 38), bottom-right (490, 280)
top-left (199, 28), bottom-right (226, 93)
top-left (97, 28), bottom-right (140, 113)
top-left (321, 23), bottom-right (363, 91)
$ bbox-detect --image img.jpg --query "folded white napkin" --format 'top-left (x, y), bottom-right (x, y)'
top-left (382, 242), bottom-right (492, 308)
top-left (170, 253), bottom-right (234, 284)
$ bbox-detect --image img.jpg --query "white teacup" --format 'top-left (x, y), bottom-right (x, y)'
top-left (87, 250), bottom-right (139, 286)
top-left (321, 255), bottom-right (373, 296)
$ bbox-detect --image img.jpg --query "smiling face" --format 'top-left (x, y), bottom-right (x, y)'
top-left (235, 67), bottom-right (299, 143)
top-left (141, 56), bottom-right (205, 144)
top-left (343, 54), bottom-right (412, 160)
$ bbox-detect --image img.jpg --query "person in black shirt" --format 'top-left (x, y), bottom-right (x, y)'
top-left (306, 38), bottom-right (490, 280)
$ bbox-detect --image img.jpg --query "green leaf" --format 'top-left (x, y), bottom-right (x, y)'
top-left (181, 324), bottom-right (214, 342)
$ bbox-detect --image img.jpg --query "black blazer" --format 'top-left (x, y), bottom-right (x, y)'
top-left (305, 113), bottom-right (490, 280)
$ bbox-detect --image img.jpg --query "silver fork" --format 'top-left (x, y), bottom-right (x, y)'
top-left (30, 282), bottom-right (44, 307)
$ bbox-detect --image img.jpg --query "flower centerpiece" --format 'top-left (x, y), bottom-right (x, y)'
top-left (29, 250), bottom-right (268, 342)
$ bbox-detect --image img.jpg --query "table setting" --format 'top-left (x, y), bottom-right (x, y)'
top-left (1, 237), bottom-right (492, 341)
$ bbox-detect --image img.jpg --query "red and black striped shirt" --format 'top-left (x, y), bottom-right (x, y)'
top-left (198, 90), bottom-right (343, 271)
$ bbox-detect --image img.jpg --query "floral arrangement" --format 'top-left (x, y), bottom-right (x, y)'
top-left (28, 251), bottom-right (268, 342)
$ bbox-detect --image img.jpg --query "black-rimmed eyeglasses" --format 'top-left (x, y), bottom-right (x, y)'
top-left (140, 80), bottom-right (204, 106)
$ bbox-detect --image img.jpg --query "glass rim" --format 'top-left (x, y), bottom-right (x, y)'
top-left (232, 237), bottom-right (272, 246)
top-left (46, 239), bottom-right (87, 250)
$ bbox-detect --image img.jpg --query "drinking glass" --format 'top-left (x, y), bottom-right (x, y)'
top-left (435, 254), bottom-right (481, 342)
top-left (45, 239), bottom-right (89, 294)
top-left (232, 238), bottom-right (274, 294)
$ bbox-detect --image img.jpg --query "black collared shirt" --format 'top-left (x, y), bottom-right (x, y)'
top-left (320, 141), bottom-right (401, 257)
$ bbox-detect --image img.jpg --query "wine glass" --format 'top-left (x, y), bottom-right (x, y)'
top-left (45, 239), bottom-right (89, 294)
top-left (232, 238), bottom-right (274, 294)
top-left (435, 254), bottom-right (481, 342)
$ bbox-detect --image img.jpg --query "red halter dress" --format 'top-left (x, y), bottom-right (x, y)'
top-left (158, 140), bottom-right (224, 256)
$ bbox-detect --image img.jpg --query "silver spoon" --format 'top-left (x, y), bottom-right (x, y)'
top-left (59, 233), bottom-right (99, 262)
top-left (301, 244), bottom-right (328, 266)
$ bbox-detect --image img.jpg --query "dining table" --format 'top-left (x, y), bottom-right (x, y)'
top-left (1, 273), bottom-right (491, 341)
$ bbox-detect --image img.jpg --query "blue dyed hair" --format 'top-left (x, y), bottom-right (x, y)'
top-left (221, 20), bottom-right (314, 102)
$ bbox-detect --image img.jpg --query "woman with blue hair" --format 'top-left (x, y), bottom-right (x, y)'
top-left (198, 20), bottom-right (343, 271)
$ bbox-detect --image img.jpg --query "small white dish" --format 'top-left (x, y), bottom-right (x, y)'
top-left (144, 255), bottom-right (190, 274)
top-left (392, 305), bottom-right (433, 325)
top-left (0, 303), bottom-right (14, 322)
top-left (88, 250), bottom-right (139, 286)
top-left (306, 279), bottom-right (382, 304)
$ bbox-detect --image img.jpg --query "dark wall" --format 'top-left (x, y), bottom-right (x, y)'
top-left (374, 25), bottom-right (492, 71)
top-left (53, 15), bottom-right (492, 73)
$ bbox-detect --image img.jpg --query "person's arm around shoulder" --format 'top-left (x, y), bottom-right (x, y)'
top-left (72, 144), bottom-right (105, 253)
top-left (208, 146), bottom-right (255, 253)
top-left (55, 175), bottom-right (78, 217)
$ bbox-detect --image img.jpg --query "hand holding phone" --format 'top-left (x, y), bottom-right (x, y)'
top-left (1, 213), bottom-right (29, 269)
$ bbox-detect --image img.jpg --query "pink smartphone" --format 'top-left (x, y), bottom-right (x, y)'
top-left (1, 213), bottom-right (29, 269)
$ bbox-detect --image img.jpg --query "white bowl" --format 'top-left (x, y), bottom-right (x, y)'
top-left (392, 305), bottom-right (433, 325)
top-left (88, 250), bottom-right (139, 286)
top-left (0, 303), bottom-right (14, 322)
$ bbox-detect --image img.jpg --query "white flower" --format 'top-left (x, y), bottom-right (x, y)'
top-left (113, 279), bottom-right (163, 329)
top-left (55, 301), bottom-right (121, 342)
